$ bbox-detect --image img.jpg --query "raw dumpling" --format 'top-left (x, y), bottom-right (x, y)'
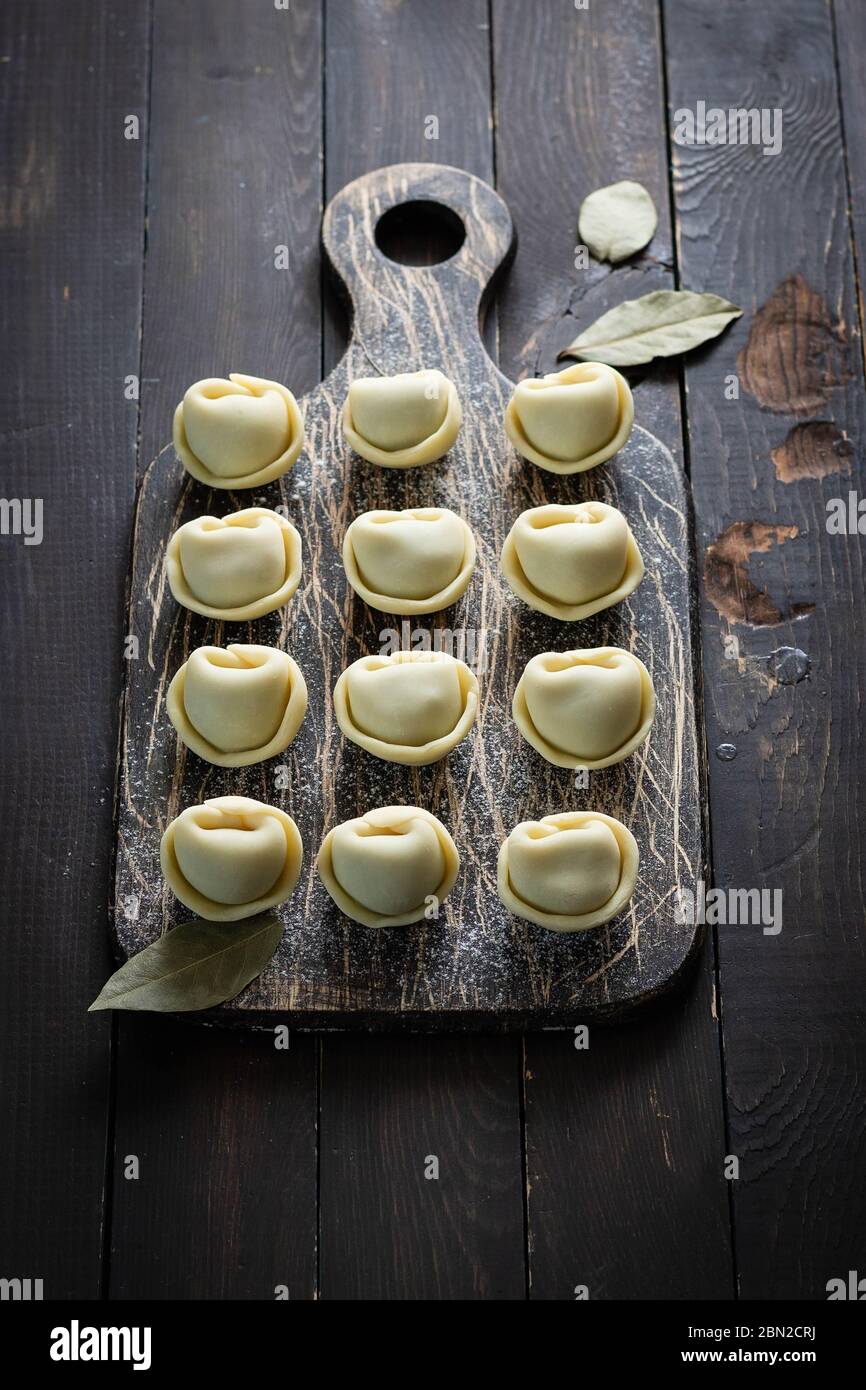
top-left (334, 650), bottom-right (479, 764)
top-left (504, 361), bottom-right (633, 474)
top-left (160, 795), bottom-right (303, 922)
top-left (342, 368), bottom-right (462, 467)
top-left (498, 811), bottom-right (639, 931)
top-left (317, 805), bottom-right (460, 928)
top-left (167, 644), bottom-right (307, 767)
top-left (501, 501), bottom-right (643, 620)
top-left (173, 374), bottom-right (304, 489)
top-left (513, 646), bottom-right (655, 769)
top-left (166, 507), bottom-right (302, 621)
top-left (343, 507), bottom-right (476, 615)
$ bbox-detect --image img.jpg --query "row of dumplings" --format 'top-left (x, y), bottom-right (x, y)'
top-left (161, 797), bottom-right (638, 934)
top-left (166, 498), bottom-right (644, 623)
top-left (174, 361), bottom-right (633, 485)
top-left (167, 644), bottom-right (655, 772)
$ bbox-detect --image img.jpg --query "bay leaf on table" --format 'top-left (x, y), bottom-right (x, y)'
top-left (578, 179), bottom-right (658, 264)
top-left (88, 913), bottom-right (283, 1013)
top-left (558, 289), bottom-right (743, 367)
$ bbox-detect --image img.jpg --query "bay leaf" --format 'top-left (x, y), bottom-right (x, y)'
top-left (88, 913), bottom-right (283, 1013)
top-left (558, 289), bottom-right (743, 367)
top-left (578, 180), bottom-right (658, 264)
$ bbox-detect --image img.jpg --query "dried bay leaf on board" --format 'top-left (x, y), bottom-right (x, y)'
top-left (88, 913), bottom-right (283, 1013)
top-left (558, 289), bottom-right (743, 367)
top-left (578, 180), bottom-right (658, 264)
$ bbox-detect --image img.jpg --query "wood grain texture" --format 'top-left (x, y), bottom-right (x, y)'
top-left (492, 0), bottom-right (731, 1300)
top-left (138, 0), bottom-right (323, 470)
top-left (0, 0), bottom-right (149, 1297)
top-left (316, 1), bottom-right (525, 1306)
top-left (322, 0), bottom-right (498, 362)
top-left (115, 161), bottom-right (704, 1026)
top-left (320, 1034), bottom-right (525, 1299)
top-left (525, 986), bottom-right (732, 1300)
top-left (109, 1018), bottom-right (317, 1300)
top-left (7, 0), bottom-right (862, 1307)
top-left (665, 0), bottom-right (866, 1299)
top-left (492, 0), bottom-right (680, 452)
top-left (108, 0), bottom-right (322, 1300)
top-left (834, 0), bottom-right (866, 367)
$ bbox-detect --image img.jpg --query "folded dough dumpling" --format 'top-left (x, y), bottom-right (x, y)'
top-left (498, 811), bottom-right (638, 931)
top-left (513, 646), bottom-right (655, 769)
top-left (166, 507), bottom-right (302, 621)
top-left (343, 507), bottom-right (476, 615)
top-left (167, 644), bottom-right (308, 767)
top-left (173, 374), bottom-right (304, 489)
top-left (161, 795), bottom-right (303, 922)
top-left (504, 361), bottom-right (633, 474)
top-left (334, 650), bottom-right (479, 764)
top-left (342, 368), bottom-right (462, 467)
top-left (501, 501), bottom-right (644, 620)
top-left (317, 805), bottom-right (460, 928)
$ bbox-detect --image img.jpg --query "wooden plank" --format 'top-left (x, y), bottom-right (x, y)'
top-left (525, 988), bottom-right (732, 1300)
top-left (317, 0), bottom-right (525, 1300)
top-left (109, 1019), bottom-right (317, 1300)
top-left (107, 0), bottom-right (322, 1299)
top-left (0, 0), bottom-right (149, 1296)
top-left (664, 0), bottom-right (866, 1298)
top-left (322, 0), bottom-right (498, 361)
top-left (492, 0), bottom-right (733, 1298)
top-left (320, 1035), bottom-right (525, 1300)
top-left (834, 0), bottom-right (866, 354)
top-left (492, 0), bottom-right (681, 455)
top-left (138, 0), bottom-right (324, 469)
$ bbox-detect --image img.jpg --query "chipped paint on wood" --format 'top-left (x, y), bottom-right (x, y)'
top-left (704, 521), bottom-right (801, 627)
top-left (738, 274), bottom-right (849, 415)
top-left (771, 421), bottom-right (852, 483)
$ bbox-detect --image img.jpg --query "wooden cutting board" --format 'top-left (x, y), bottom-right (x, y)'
top-left (114, 162), bottom-right (705, 1029)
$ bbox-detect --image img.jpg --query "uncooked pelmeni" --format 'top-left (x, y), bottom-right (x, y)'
top-left (334, 650), bottom-right (479, 764)
top-left (167, 644), bottom-right (307, 767)
top-left (501, 501), bottom-right (644, 620)
top-left (160, 795), bottom-right (303, 922)
top-left (498, 811), bottom-right (639, 931)
top-left (317, 805), bottom-right (460, 928)
top-left (504, 361), bottom-right (633, 474)
top-left (342, 368), bottom-right (462, 467)
top-left (166, 507), bottom-right (302, 621)
top-left (513, 646), bottom-right (655, 769)
top-left (343, 507), bottom-right (476, 615)
top-left (173, 374), bottom-right (304, 489)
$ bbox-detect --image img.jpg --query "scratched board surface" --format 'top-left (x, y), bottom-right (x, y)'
top-left (115, 164), bottom-right (703, 1027)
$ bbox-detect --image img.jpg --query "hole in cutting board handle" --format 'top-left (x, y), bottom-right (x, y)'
top-left (375, 200), bottom-right (466, 266)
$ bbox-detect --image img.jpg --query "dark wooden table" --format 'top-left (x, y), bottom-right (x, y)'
top-left (2, 0), bottom-right (864, 1300)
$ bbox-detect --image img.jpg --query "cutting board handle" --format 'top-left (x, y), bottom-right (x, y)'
top-left (322, 162), bottom-right (515, 369)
